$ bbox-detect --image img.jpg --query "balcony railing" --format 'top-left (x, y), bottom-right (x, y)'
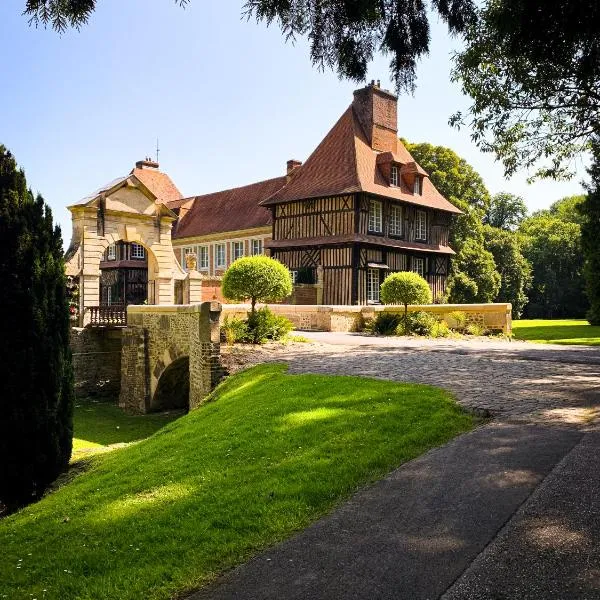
top-left (89, 305), bottom-right (127, 327)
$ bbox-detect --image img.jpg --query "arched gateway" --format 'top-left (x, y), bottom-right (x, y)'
top-left (119, 302), bottom-right (223, 414)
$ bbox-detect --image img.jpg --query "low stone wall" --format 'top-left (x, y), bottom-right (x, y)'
top-left (221, 302), bottom-right (512, 335)
top-left (70, 327), bottom-right (123, 398)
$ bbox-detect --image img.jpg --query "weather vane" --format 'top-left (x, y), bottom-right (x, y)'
top-left (156, 138), bottom-right (160, 163)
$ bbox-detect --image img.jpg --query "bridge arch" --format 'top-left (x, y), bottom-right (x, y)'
top-left (151, 355), bottom-right (190, 412)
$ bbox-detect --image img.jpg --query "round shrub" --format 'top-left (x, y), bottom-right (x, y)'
top-left (380, 271), bottom-right (432, 318)
top-left (222, 256), bottom-right (293, 313)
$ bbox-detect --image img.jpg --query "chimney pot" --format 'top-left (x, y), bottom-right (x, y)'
top-left (136, 158), bottom-right (160, 170)
top-left (286, 159), bottom-right (303, 177)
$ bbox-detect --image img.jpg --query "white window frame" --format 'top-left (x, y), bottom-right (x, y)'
top-left (231, 241), bottom-right (244, 262)
top-left (107, 243), bottom-right (116, 260)
top-left (197, 245), bottom-right (209, 270)
top-left (367, 268), bottom-right (380, 303)
top-left (251, 238), bottom-right (263, 256)
top-left (215, 243), bottom-right (226, 270)
top-left (415, 210), bottom-right (427, 241)
top-left (413, 176), bottom-right (423, 195)
top-left (291, 270), bottom-right (298, 284)
top-left (368, 200), bottom-right (383, 233)
top-left (413, 257), bottom-right (426, 278)
top-left (389, 204), bottom-right (403, 237)
top-left (390, 165), bottom-right (399, 187)
top-left (131, 243), bottom-right (145, 259)
top-left (182, 246), bottom-right (196, 271)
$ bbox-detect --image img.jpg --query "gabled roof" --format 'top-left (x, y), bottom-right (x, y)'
top-left (130, 167), bottom-right (183, 204)
top-left (173, 176), bottom-right (286, 239)
top-left (261, 106), bottom-right (462, 214)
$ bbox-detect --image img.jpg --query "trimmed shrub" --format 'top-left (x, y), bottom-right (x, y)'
top-left (222, 256), bottom-right (293, 314)
top-left (380, 272), bottom-right (432, 318)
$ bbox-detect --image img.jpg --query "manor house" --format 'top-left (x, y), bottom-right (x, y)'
top-left (65, 82), bottom-right (460, 325)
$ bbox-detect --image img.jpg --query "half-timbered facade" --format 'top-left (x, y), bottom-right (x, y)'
top-left (261, 81), bottom-right (461, 304)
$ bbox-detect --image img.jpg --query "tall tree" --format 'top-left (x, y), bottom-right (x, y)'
top-left (580, 142), bottom-right (600, 324)
top-left (0, 145), bottom-right (74, 511)
top-left (484, 192), bottom-right (527, 231)
top-left (518, 214), bottom-right (587, 318)
top-left (533, 194), bottom-right (586, 226)
top-left (483, 225), bottom-right (531, 317)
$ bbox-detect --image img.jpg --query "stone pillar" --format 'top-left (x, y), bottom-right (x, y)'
top-left (187, 271), bottom-right (204, 303)
top-left (316, 265), bottom-right (324, 305)
top-left (189, 301), bottom-right (222, 410)
top-left (154, 276), bottom-right (174, 305)
top-left (119, 321), bottom-right (149, 414)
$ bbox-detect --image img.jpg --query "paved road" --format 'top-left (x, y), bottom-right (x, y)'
top-left (196, 335), bottom-right (600, 599)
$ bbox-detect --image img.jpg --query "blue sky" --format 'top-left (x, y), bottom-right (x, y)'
top-left (1, 0), bottom-right (587, 245)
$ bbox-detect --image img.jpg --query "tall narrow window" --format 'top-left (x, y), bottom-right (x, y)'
top-left (389, 204), bottom-right (403, 237)
top-left (367, 269), bottom-right (380, 303)
top-left (415, 210), bottom-right (427, 241)
top-left (251, 239), bottom-right (263, 255)
top-left (198, 246), bottom-right (209, 270)
top-left (215, 243), bottom-right (226, 269)
top-left (390, 165), bottom-right (399, 187)
top-left (107, 243), bottom-right (116, 260)
top-left (231, 241), bottom-right (244, 261)
top-left (413, 257), bottom-right (426, 278)
top-left (413, 176), bottom-right (423, 195)
top-left (131, 243), bottom-right (145, 259)
top-left (183, 246), bottom-right (196, 271)
top-left (368, 200), bottom-right (383, 233)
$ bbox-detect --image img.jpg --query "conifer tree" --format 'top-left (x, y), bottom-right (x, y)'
top-left (580, 141), bottom-right (600, 325)
top-left (0, 145), bottom-right (74, 511)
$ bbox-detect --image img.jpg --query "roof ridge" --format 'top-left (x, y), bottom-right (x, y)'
top-left (348, 105), bottom-right (364, 193)
top-left (184, 175), bottom-right (287, 203)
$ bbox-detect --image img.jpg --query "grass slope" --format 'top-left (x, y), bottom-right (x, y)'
top-left (513, 319), bottom-right (600, 346)
top-left (1, 365), bottom-right (473, 600)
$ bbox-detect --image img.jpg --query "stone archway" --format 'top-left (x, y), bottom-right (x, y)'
top-left (151, 355), bottom-right (190, 412)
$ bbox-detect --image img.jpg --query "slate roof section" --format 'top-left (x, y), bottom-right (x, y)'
top-left (262, 106), bottom-right (462, 214)
top-left (173, 176), bottom-right (287, 239)
top-left (131, 167), bottom-right (183, 204)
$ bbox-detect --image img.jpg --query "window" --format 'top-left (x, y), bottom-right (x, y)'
top-left (415, 210), bottom-right (427, 241)
top-left (198, 245), bottom-right (209, 270)
top-left (367, 269), bottom-right (380, 303)
top-left (390, 165), bottom-right (399, 187)
top-left (131, 243), bottom-right (145, 259)
top-left (413, 257), bottom-right (426, 278)
top-left (231, 241), bottom-right (244, 261)
top-left (107, 243), bottom-right (116, 260)
top-left (291, 270), bottom-right (298, 284)
top-left (215, 243), bottom-right (226, 269)
top-left (413, 176), bottom-right (423, 195)
top-left (182, 246), bottom-right (196, 271)
top-left (251, 239), bottom-right (263, 255)
top-left (389, 204), bottom-right (403, 237)
top-left (368, 200), bottom-right (383, 233)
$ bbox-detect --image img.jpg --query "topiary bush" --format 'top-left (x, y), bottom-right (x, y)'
top-left (222, 256), bottom-right (293, 314)
top-left (380, 271), bottom-right (433, 319)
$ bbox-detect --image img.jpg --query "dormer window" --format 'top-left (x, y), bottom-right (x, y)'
top-left (390, 165), bottom-right (399, 187)
top-left (413, 176), bottom-right (423, 195)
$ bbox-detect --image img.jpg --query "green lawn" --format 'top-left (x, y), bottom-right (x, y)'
top-left (1, 364), bottom-right (473, 600)
top-left (513, 319), bottom-right (600, 346)
top-left (72, 398), bottom-right (180, 458)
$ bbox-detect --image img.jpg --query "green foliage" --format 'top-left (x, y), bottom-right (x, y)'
top-left (483, 225), bottom-right (532, 318)
top-left (580, 144), bottom-right (600, 325)
top-left (221, 316), bottom-right (249, 345)
top-left (534, 195), bottom-right (587, 226)
top-left (380, 271), bottom-right (432, 316)
top-left (1, 364), bottom-right (473, 600)
top-left (400, 311), bottom-right (438, 336)
top-left (452, 1), bottom-right (600, 179)
top-left (371, 312), bottom-right (402, 335)
top-left (447, 310), bottom-right (468, 330)
top-left (513, 319), bottom-right (600, 346)
top-left (246, 307), bottom-right (293, 344)
top-left (447, 238), bottom-right (500, 304)
top-left (519, 214), bottom-right (586, 318)
top-left (430, 320), bottom-right (451, 338)
top-left (465, 322), bottom-right (487, 336)
top-left (222, 256), bottom-right (293, 312)
top-left (0, 145), bottom-right (74, 510)
top-left (484, 192), bottom-right (527, 230)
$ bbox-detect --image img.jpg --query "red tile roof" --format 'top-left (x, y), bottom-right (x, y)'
top-left (266, 234), bottom-right (455, 255)
top-left (131, 167), bottom-right (183, 204)
top-left (262, 106), bottom-right (462, 214)
top-left (173, 176), bottom-right (286, 239)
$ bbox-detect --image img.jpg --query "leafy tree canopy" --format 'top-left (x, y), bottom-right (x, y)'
top-left (484, 192), bottom-right (527, 231)
top-left (532, 194), bottom-right (586, 226)
top-left (380, 271), bottom-right (432, 317)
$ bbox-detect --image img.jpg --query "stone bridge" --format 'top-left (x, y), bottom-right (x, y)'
top-left (119, 302), bottom-right (223, 414)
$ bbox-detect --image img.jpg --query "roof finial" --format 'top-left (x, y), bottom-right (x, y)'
top-left (156, 138), bottom-right (160, 164)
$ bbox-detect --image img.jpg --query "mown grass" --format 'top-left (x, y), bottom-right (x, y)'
top-left (513, 319), bottom-right (600, 346)
top-left (1, 364), bottom-right (473, 600)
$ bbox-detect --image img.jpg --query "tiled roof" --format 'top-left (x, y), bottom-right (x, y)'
top-left (173, 176), bottom-right (286, 239)
top-left (262, 106), bottom-right (462, 214)
top-left (266, 234), bottom-right (455, 255)
top-left (131, 167), bottom-right (183, 204)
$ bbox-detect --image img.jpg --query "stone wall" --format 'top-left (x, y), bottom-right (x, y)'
top-left (70, 327), bottom-right (123, 398)
top-left (221, 302), bottom-right (513, 335)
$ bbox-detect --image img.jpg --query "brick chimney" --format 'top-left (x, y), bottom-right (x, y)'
top-left (352, 80), bottom-right (398, 153)
top-left (135, 158), bottom-right (159, 170)
top-left (286, 159), bottom-right (302, 182)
